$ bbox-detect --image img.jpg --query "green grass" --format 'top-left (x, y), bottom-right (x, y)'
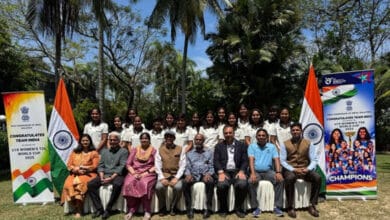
top-left (1, 154), bottom-right (390, 219)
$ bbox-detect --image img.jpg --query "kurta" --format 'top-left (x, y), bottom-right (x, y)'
top-left (122, 147), bottom-right (157, 199)
top-left (62, 150), bottom-right (100, 203)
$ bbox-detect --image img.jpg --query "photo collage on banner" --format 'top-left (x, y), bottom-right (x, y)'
top-left (322, 70), bottom-right (376, 199)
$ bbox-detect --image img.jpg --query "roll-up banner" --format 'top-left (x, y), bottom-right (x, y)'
top-left (322, 70), bottom-right (376, 199)
top-left (2, 91), bottom-right (54, 203)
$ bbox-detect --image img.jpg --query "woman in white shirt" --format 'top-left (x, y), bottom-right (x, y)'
top-left (149, 117), bottom-right (165, 150)
top-left (186, 112), bottom-right (201, 152)
top-left (122, 116), bottom-right (148, 151)
top-left (237, 103), bottom-right (250, 130)
top-left (83, 108), bottom-right (108, 152)
top-left (200, 110), bottom-right (219, 150)
top-left (174, 114), bottom-right (193, 151)
top-left (216, 107), bottom-right (227, 140)
top-left (274, 107), bottom-right (293, 151)
top-left (264, 105), bottom-right (279, 144)
top-left (245, 108), bottom-right (265, 145)
top-left (163, 112), bottom-right (176, 132)
top-left (110, 115), bottom-right (125, 147)
top-left (221, 112), bottom-right (247, 144)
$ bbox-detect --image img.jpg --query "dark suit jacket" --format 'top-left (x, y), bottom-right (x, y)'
top-left (214, 139), bottom-right (248, 173)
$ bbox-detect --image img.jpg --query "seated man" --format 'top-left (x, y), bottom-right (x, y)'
top-left (183, 133), bottom-right (215, 219)
top-left (155, 130), bottom-right (186, 216)
top-left (87, 131), bottom-right (128, 219)
top-left (248, 129), bottom-right (284, 217)
top-left (280, 123), bottom-right (321, 218)
top-left (214, 125), bottom-right (248, 218)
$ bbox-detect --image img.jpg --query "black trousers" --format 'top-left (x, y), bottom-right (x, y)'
top-left (283, 169), bottom-right (321, 209)
top-left (182, 176), bottom-right (215, 211)
top-left (87, 176), bottom-right (124, 212)
top-left (216, 171), bottom-right (247, 212)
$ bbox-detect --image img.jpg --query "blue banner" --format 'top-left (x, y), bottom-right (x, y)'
top-left (322, 70), bottom-right (376, 199)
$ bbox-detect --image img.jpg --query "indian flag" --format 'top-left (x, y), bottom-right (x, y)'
top-left (322, 84), bottom-right (357, 105)
top-left (299, 64), bottom-right (326, 194)
top-left (48, 79), bottom-right (79, 199)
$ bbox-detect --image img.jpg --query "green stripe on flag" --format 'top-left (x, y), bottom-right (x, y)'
top-left (323, 89), bottom-right (358, 105)
top-left (327, 190), bottom-right (377, 196)
top-left (48, 139), bottom-right (69, 196)
top-left (13, 182), bottom-right (32, 202)
top-left (13, 178), bottom-right (53, 201)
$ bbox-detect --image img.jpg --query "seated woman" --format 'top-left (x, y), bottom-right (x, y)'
top-left (122, 132), bottom-right (157, 220)
top-left (62, 134), bottom-right (100, 218)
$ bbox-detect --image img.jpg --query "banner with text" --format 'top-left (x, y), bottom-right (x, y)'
top-left (322, 70), bottom-right (376, 199)
top-left (2, 91), bottom-right (54, 203)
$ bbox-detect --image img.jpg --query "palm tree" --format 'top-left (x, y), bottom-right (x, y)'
top-left (27, 0), bottom-right (82, 88)
top-left (149, 0), bottom-right (230, 114)
top-left (85, 0), bottom-right (116, 117)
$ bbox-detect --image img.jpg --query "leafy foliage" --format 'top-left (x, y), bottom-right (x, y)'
top-left (206, 0), bottom-right (306, 110)
top-left (0, 131), bottom-right (10, 170)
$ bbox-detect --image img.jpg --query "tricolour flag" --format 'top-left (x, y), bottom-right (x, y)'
top-left (48, 79), bottom-right (79, 200)
top-left (299, 64), bottom-right (326, 194)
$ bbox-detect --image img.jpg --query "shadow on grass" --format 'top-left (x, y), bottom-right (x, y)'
top-left (377, 162), bottom-right (390, 173)
top-left (374, 153), bottom-right (390, 173)
top-left (0, 170), bottom-right (10, 182)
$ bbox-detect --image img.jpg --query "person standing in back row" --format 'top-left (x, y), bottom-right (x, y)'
top-left (83, 108), bottom-right (108, 152)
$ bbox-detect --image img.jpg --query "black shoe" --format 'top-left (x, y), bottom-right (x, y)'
top-left (235, 210), bottom-right (246, 218)
top-left (287, 209), bottom-right (297, 218)
top-left (170, 208), bottom-right (177, 216)
top-left (187, 209), bottom-right (194, 219)
top-left (159, 208), bottom-right (167, 216)
top-left (203, 209), bottom-right (211, 219)
top-left (308, 206), bottom-right (319, 217)
top-left (219, 212), bottom-right (227, 217)
top-left (102, 210), bottom-right (110, 219)
top-left (91, 210), bottom-right (103, 218)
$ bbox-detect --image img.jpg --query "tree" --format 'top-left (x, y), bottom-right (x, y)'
top-left (149, 0), bottom-right (231, 114)
top-left (77, 4), bottom-right (166, 109)
top-left (301, 0), bottom-right (389, 68)
top-left (0, 16), bottom-right (52, 114)
top-left (375, 52), bottom-right (390, 150)
top-left (206, 0), bottom-right (306, 110)
top-left (145, 41), bottom-right (180, 114)
top-left (353, 0), bottom-right (390, 66)
top-left (85, 0), bottom-right (118, 117)
top-left (26, 0), bottom-right (82, 87)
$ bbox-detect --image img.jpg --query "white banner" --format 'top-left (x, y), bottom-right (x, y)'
top-left (2, 91), bottom-right (54, 203)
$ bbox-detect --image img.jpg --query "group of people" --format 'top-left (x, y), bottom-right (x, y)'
top-left (326, 127), bottom-right (376, 176)
top-left (62, 105), bottom-right (322, 219)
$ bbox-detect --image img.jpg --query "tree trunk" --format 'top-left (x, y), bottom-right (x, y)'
top-left (127, 86), bottom-right (135, 109)
top-left (98, 24), bottom-right (104, 117)
top-left (181, 35), bottom-right (189, 114)
top-left (55, 32), bottom-right (62, 89)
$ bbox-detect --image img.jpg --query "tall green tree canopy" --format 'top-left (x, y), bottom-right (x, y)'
top-left (206, 0), bottom-right (306, 110)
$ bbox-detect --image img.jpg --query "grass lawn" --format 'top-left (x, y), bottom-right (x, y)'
top-left (1, 154), bottom-right (389, 220)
